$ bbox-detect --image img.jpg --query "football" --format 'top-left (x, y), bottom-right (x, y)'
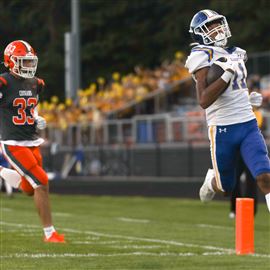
top-left (206, 62), bottom-right (225, 85)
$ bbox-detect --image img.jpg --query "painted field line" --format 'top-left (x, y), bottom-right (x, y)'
top-left (111, 245), bottom-right (165, 249)
top-left (1, 251), bottom-right (269, 259)
top-left (197, 224), bottom-right (233, 231)
top-left (117, 217), bottom-right (150, 223)
top-left (0, 252), bottom-right (196, 258)
top-left (73, 240), bottom-right (122, 244)
top-left (0, 221), bottom-right (235, 254)
top-left (62, 228), bottom-right (235, 253)
top-left (1, 221), bottom-right (269, 258)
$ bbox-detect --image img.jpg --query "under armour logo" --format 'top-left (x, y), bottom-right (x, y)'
top-left (219, 128), bottom-right (227, 133)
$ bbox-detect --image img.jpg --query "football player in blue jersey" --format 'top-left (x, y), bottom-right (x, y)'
top-left (185, 9), bottom-right (270, 212)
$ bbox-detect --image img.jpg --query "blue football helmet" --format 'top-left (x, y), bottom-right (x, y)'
top-left (189, 9), bottom-right (231, 47)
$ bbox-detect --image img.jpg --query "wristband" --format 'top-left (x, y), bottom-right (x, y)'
top-left (221, 70), bottom-right (234, 83)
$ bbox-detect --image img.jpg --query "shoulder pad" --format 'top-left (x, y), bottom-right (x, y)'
top-left (236, 47), bottom-right (247, 62)
top-left (185, 48), bottom-right (212, 74)
top-left (230, 47), bottom-right (247, 62)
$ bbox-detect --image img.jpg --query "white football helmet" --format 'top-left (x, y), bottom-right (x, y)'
top-left (189, 9), bottom-right (231, 47)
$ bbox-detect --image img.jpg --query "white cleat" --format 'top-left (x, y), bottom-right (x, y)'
top-left (199, 169), bottom-right (216, 202)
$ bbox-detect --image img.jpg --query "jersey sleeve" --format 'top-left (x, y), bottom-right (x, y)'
top-left (185, 48), bottom-right (212, 74)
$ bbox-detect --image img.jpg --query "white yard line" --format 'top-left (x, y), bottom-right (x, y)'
top-left (1, 221), bottom-right (269, 258)
top-left (1, 252), bottom-right (268, 258)
top-left (62, 227), bottom-right (235, 253)
top-left (117, 217), bottom-right (150, 223)
top-left (73, 240), bottom-right (122, 244)
top-left (197, 224), bottom-right (233, 231)
top-left (111, 245), bottom-right (165, 249)
top-left (0, 252), bottom-right (197, 258)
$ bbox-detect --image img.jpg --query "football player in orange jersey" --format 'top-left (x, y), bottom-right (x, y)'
top-left (0, 40), bottom-right (65, 243)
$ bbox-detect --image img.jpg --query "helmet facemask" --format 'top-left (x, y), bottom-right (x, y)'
top-left (193, 16), bottom-right (231, 47)
top-left (10, 55), bottom-right (38, 79)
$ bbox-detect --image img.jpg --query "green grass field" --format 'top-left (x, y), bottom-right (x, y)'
top-left (0, 193), bottom-right (269, 270)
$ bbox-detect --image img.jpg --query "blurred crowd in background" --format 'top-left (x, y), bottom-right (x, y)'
top-left (39, 51), bottom-right (190, 129)
top-left (38, 50), bottom-right (270, 140)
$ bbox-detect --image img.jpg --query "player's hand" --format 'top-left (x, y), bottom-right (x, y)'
top-left (214, 57), bottom-right (235, 74)
top-left (249, 91), bottom-right (263, 107)
top-left (35, 116), bottom-right (47, 130)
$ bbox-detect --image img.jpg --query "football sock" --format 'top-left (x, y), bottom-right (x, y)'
top-left (43, 226), bottom-right (56, 239)
top-left (265, 193), bottom-right (270, 213)
top-left (0, 168), bottom-right (21, 189)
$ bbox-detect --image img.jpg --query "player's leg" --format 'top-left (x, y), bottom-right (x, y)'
top-left (229, 156), bottom-right (245, 218)
top-left (200, 125), bottom-right (238, 202)
top-left (30, 146), bottom-right (65, 242)
top-left (240, 119), bottom-right (270, 212)
top-left (20, 176), bottom-right (34, 195)
top-left (244, 166), bottom-right (258, 215)
top-left (31, 147), bottom-right (65, 242)
top-left (0, 165), bottom-right (21, 189)
top-left (1, 144), bottom-right (65, 242)
top-left (30, 146), bottom-right (53, 226)
top-left (0, 151), bottom-right (22, 189)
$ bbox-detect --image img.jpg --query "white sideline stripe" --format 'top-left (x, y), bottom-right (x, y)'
top-left (112, 245), bottom-right (164, 249)
top-left (1, 252), bottom-right (197, 258)
top-left (197, 224), bottom-right (233, 230)
top-left (73, 242), bottom-right (163, 249)
top-left (73, 241), bottom-right (122, 244)
top-left (117, 217), bottom-right (150, 223)
top-left (1, 252), bottom-right (270, 259)
top-left (1, 221), bottom-right (270, 258)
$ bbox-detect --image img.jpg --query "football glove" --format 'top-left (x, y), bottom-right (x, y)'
top-left (249, 91), bottom-right (263, 107)
top-left (35, 116), bottom-right (47, 130)
top-left (214, 57), bottom-right (235, 74)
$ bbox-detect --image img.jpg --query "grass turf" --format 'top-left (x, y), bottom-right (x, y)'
top-left (0, 193), bottom-right (269, 269)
